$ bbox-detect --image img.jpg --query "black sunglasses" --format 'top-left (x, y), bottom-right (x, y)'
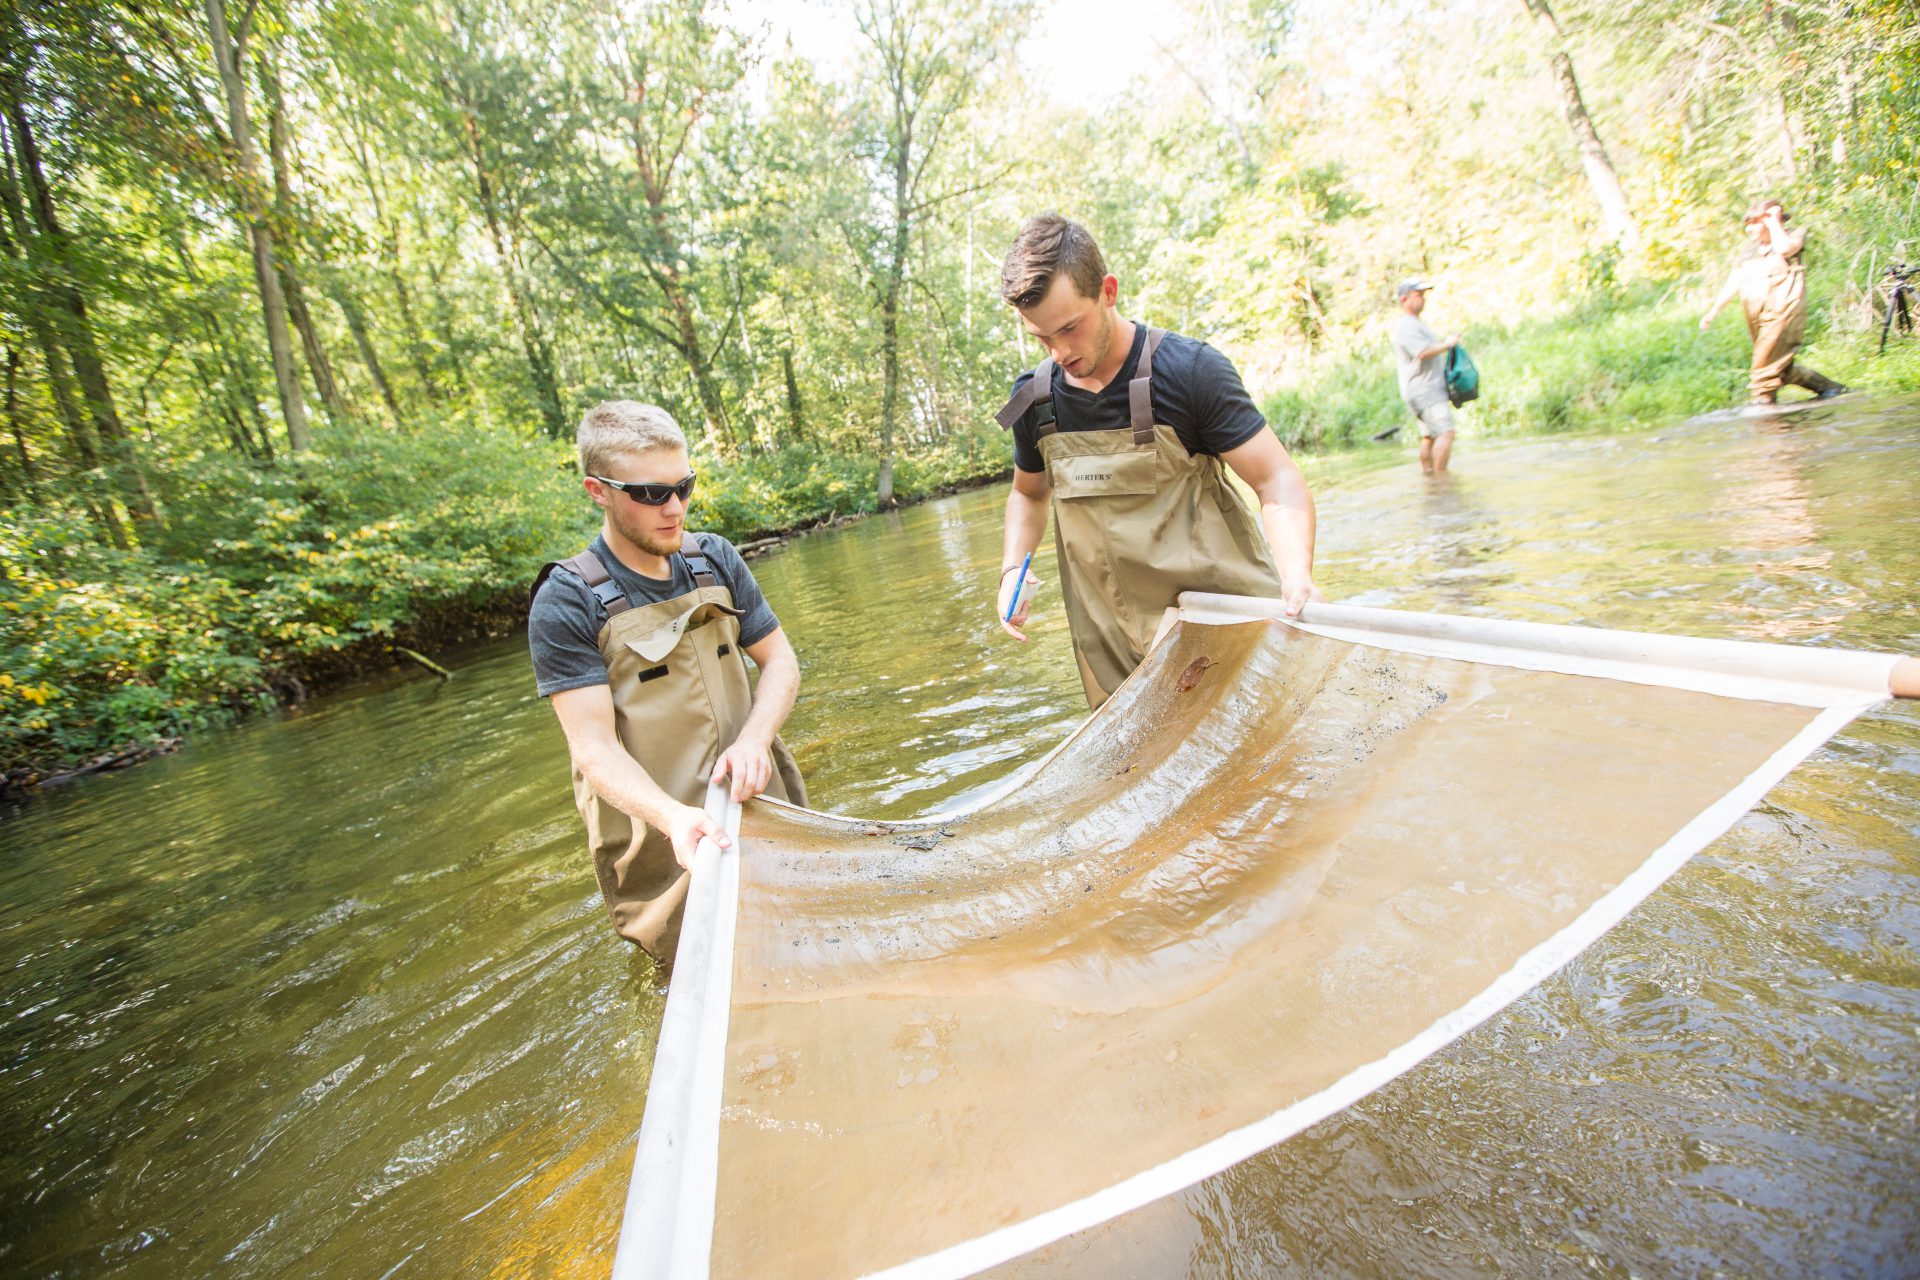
top-left (592, 472), bottom-right (697, 506)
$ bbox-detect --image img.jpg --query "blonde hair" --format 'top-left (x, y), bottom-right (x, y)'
top-left (577, 401), bottom-right (687, 476)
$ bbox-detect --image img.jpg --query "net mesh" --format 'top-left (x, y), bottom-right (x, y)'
top-left (699, 618), bottom-right (1827, 1279)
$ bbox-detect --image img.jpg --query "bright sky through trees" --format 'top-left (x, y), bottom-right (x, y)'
top-left (737, 0), bottom-right (1165, 105)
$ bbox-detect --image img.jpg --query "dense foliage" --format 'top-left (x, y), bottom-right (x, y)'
top-left (2, 0), bottom-right (1916, 778)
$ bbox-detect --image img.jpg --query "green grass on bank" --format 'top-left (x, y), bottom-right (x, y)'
top-left (1263, 278), bottom-right (1920, 452)
top-left (0, 423), bottom-right (1008, 785)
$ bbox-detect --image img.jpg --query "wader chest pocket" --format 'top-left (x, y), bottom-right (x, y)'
top-left (1052, 448), bottom-right (1159, 500)
top-left (622, 597), bottom-right (745, 664)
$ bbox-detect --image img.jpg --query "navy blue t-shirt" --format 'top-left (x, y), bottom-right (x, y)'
top-left (1008, 325), bottom-right (1269, 473)
top-left (528, 533), bottom-right (779, 697)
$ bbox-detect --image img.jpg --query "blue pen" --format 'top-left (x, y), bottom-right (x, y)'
top-left (1004, 551), bottom-right (1033, 623)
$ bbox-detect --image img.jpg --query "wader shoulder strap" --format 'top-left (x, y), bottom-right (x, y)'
top-left (994, 326), bottom-right (1162, 443)
top-left (994, 359), bottom-right (1059, 438)
top-left (530, 539), bottom-right (721, 626)
top-left (529, 541), bottom-right (721, 637)
top-left (1127, 327), bottom-right (1167, 446)
top-left (530, 549), bottom-right (631, 620)
top-left (680, 534), bottom-right (718, 589)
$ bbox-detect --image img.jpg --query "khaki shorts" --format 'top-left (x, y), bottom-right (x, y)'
top-left (1415, 401), bottom-right (1455, 438)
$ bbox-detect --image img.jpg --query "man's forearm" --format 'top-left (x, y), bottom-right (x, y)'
top-left (736, 649), bottom-right (799, 748)
top-left (1258, 473), bottom-right (1317, 583)
top-left (1702, 275), bottom-right (1742, 325)
top-left (575, 738), bottom-right (685, 834)
top-left (1002, 483), bottom-right (1049, 568)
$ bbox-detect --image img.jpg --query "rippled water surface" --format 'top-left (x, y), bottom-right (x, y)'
top-left (3, 398), bottom-right (1917, 1277)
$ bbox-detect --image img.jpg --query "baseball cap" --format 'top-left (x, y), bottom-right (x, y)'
top-left (1396, 279), bottom-right (1433, 299)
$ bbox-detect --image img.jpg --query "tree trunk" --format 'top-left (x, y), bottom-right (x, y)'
top-left (186, 338), bottom-right (259, 459)
top-left (262, 54), bottom-right (349, 423)
top-left (24, 330), bottom-right (124, 544)
top-left (218, 405), bottom-right (252, 457)
top-left (388, 262), bottom-right (443, 403)
top-left (644, 228), bottom-right (731, 448)
top-left (168, 229), bottom-right (273, 459)
top-left (875, 130), bottom-right (912, 508)
top-left (628, 110), bottom-right (736, 452)
top-left (343, 115), bottom-right (444, 403)
top-left (1831, 63), bottom-right (1854, 168)
top-left (204, 0), bottom-right (310, 452)
top-left (327, 280), bottom-right (403, 423)
top-left (1521, 0), bottom-right (1638, 249)
top-left (652, 249), bottom-right (727, 443)
top-left (1773, 87), bottom-right (1802, 177)
top-left (0, 94), bottom-right (157, 523)
top-left (281, 271), bottom-right (347, 418)
top-left (3, 346), bottom-right (36, 497)
top-left (679, 301), bottom-right (731, 450)
top-left (413, 221), bottom-right (473, 396)
top-left (781, 345), bottom-right (810, 446)
top-left (877, 266), bottom-right (901, 508)
top-left (688, 326), bottom-right (732, 451)
top-left (0, 142), bottom-right (126, 543)
top-left (1763, 1), bottom-right (1806, 176)
top-left (458, 106), bottom-right (567, 438)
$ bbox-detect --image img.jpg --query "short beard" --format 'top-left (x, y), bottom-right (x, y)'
top-left (634, 527), bottom-right (683, 558)
top-left (619, 515), bottom-right (683, 559)
top-left (1086, 308), bottom-right (1114, 373)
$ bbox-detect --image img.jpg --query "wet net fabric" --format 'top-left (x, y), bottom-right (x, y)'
top-left (616, 601), bottom-right (1895, 1280)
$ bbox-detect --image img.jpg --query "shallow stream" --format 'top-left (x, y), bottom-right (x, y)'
top-left (3, 397), bottom-right (1916, 1277)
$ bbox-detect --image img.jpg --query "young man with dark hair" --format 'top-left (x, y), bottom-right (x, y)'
top-left (993, 214), bottom-right (1320, 708)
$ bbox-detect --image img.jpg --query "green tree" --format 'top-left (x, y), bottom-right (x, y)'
top-left (850, 0), bottom-right (1026, 504)
top-left (202, 0), bottom-right (312, 451)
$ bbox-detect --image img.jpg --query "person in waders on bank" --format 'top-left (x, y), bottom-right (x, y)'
top-left (1699, 200), bottom-right (1847, 405)
top-left (993, 215), bottom-right (1320, 709)
top-left (528, 401), bottom-right (805, 964)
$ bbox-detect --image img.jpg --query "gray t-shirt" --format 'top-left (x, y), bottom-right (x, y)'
top-left (528, 533), bottom-right (779, 697)
top-left (1390, 313), bottom-right (1448, 411)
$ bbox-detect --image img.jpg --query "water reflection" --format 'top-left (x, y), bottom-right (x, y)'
top-left (750, 500), bottom-right (1082, 819)
top-left (1412, 471), bottom-right (1509, 612)
top-left (1710, 417), bottom-right (1857, 641)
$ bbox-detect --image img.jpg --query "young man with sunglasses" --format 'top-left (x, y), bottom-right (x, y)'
top-left (528, 401), bottom-right (806, 962)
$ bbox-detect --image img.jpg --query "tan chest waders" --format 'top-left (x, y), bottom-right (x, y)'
top-left (1737, 252), bottom-right (1809, 402)
top-left (535, 539), bottom-right (805, 960)
top-left (996, 327), bottom-right (1283, 708)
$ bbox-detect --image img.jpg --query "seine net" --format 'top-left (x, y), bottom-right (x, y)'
top-left (617, 600), bottom-right (1898, 1280)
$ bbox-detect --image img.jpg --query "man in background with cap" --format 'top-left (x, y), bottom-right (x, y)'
top-left (1390, 280), bottom-right (1459, 474)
